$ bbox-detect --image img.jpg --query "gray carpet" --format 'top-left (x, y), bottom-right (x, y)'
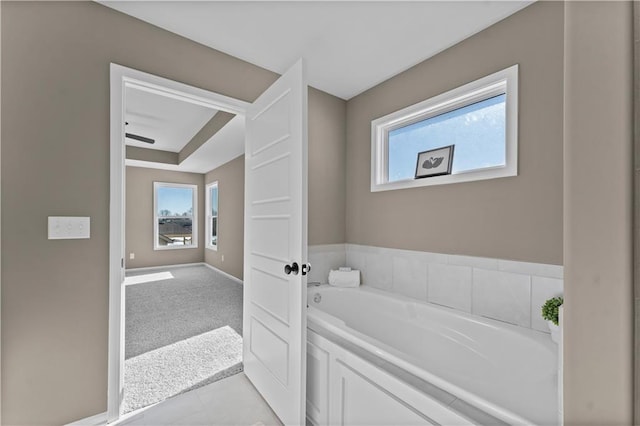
top-left (125, 265), bottom-right (243, 359)
top-left (124, 265), bottom-right (244, 413)
top-left (123, 326), bottom-right (243, 414)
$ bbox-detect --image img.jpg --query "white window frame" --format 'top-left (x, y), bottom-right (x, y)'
top-left (371, 64), bottom-right (518, 192)
top-left (205, 181), bottom-right (219, 251)
top-left (153, 182), bottom-right (198, 250)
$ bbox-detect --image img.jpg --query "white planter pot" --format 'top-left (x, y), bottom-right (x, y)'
top-left (548, 320), bottom-right (560, 344)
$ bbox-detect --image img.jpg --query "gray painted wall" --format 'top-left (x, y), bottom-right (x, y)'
top-left (126, 146), bottom-right (179, 165)
top-left (345, 1), bottom-right (564, 266)
top-left (1, 2), bottom-right (277, 424)
top-left (204, 156), bottom-right (245, 280)
top-left (563, 1), bottom-right (633, 423)
top-left (126, 167), bottom-right (205, 269)
top-left (308, 87), bottom-right (347, 246)
top-left (202, 87), bottom-right (348, 280)
top-left (0, 3), bottom-right (347, 423)
top-left (0, 0), bottom-right (635, 424)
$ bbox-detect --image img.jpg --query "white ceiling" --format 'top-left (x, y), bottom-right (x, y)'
top-left (119, 1), bottom-right (534, 173)
top-left (127, 114), bottom-right (246, 174)
top-left (101, 1), bottom-right (533, 100)
top-left (125, 87), bottom-right (218, 152)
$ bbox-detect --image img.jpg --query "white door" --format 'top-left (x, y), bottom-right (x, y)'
top-left (243, 59), bottom-right (308, 426)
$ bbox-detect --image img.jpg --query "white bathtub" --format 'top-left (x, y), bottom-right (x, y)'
top-left (306, 285), bottom-right (558, 425)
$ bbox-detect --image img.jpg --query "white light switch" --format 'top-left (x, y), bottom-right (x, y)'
top-left (48, 216), bottom-right (90, 239)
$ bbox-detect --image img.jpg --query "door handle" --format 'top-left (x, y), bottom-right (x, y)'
top-left (284, 262), bottom-right (299, 276)
top-left (301, 263), bottom-right (311, 276)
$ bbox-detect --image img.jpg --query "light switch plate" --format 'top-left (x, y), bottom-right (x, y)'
top-left (48, 216), bottom-right (90, 239)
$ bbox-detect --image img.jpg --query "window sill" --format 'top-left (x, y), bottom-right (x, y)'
top-left (154, 245), bottom-right (199, 251)
top-left (371, 165), bottom-right (516, 192)
top-left (206, 246), bottom-right (218, 252)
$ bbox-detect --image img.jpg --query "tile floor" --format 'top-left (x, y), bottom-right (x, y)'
top-left (114, 373), bottom-right (282, 426)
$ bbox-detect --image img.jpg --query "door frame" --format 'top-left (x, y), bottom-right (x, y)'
top-left (108, 63), bottom-right (249, 422)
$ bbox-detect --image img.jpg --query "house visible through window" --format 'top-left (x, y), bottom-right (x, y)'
top-left (154, 182), bottom-right (198, 249)
top-left (371, 64), bottom-right (518, 191)
top-left (206, 182), bottom-right (218, 250)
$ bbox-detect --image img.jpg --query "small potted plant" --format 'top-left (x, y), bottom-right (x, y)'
top-left (542, 296), bottom-right (563, 343)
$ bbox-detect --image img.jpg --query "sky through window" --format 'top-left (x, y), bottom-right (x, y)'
top-left (388, 94), bottom-right (506, 182)
top-left (157, 186), bottom-right (194, 216)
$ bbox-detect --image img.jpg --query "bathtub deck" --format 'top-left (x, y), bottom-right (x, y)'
top-left (308, 320), bottom-right (509, 426)
top-left (306, 285), bottom-right (558, 425)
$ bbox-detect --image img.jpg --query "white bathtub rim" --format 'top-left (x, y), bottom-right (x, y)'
top-left (306, 286), bottom-right (556, 425)
top-left (307, 308), bottom-right (535, 426)
top-left (312, 284), bottom-right (555, 344)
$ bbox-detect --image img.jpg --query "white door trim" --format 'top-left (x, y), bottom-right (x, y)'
top-left (108, 63), bottom-right (249, 423)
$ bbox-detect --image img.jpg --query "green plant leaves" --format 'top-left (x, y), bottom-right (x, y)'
top-left (541, 296), bottom-right (564, 326)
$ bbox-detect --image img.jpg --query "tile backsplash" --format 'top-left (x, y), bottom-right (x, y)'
top-left (308, 243), bottom-right (563, 333)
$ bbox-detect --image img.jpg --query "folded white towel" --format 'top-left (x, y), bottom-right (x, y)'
top-left (328, 269), bottom-right (360, 287)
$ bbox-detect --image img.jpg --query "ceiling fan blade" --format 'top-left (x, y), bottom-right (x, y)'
top-left (125, 133), bottom-right (155, 144)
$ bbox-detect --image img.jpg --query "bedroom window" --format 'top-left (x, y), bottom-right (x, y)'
top-left (371, 65), bottom-right (518, 192)
top-left (153, 182), bottom-right (198, 250)
top-left (206, 181), bottom-right (219, 251)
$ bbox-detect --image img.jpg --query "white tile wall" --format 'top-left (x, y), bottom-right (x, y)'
top-left (447, 254), bottom-right (499, 270)
top-left (497, 259), bottom-right (563, 279)
top-left (345, 250), bottom-right (366, 280)
top-left (472, 269), bottom-right (532, 327)
top-left (428, 264), bottom-right (472, 312)
top-left (308, 244), bottom-right (564, 333)
top-left (363, 250), bottom-right (393, 291)
top-left (393, 255), bottom-right (428, 300)
top-left (308, 244), bottom-right (347, 285)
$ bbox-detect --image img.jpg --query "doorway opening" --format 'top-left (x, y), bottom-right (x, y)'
top-left (108, 64), bottom-right (250, 421)
top-left (109, 60), bottom-right (309, 425)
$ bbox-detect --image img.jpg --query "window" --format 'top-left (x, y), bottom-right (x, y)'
top-left (206, 182), bottom-right (219, 250)
top-left (153, 182), bottom-right (198, 250)
top-left (371, 65), bottom-right (518, 192)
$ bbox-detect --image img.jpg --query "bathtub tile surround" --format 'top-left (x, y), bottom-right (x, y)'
top-left (428, 264), bottom-right (473, 313)
top-left (472, 269), bottom-right (532, 327)
top-left (308, 244), bottom-right (564, 333)
top-left (363, 250), bottom-right (394, 291)
top-left (308, 244), bottom-right (346, 285)
top-left (392, 256), bottom-right (428, 300)
top-left (497, 259), bottom-right (563, 279)
top-left (447, 254), bottom-right (499, 270)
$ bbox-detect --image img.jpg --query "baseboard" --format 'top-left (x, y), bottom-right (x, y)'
top-left (202, 263), bottom-right (244, 285)
top-left (65, 411), bottom-right (107, 426)
top-left (124, 262), bottom-right (243, 285)
top-left (125, 262), bottom-right (204, 273)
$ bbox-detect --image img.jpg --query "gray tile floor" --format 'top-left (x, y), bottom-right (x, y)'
top-left (114, 373), bottom-right (282, 426)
